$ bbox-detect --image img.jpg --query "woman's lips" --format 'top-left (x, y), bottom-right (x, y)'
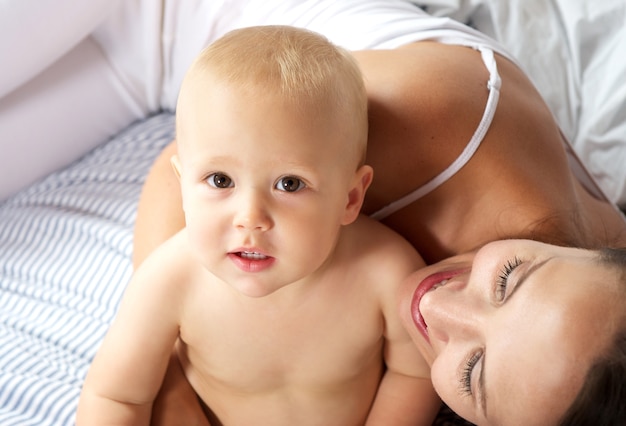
top-left (411, 268), bottom-right (469, 342)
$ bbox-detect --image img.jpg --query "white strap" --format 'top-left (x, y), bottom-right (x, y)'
top-left (370, 46), bottom-right (501, 220)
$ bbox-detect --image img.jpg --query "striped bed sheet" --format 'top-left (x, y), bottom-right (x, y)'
top-left (0, 113), bottom-right (175, 426)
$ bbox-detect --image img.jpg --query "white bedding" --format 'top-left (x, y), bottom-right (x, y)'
top-left (417, 0), bottom-right (626, 208)
top-left (0, 114), bottom-right (174, 425)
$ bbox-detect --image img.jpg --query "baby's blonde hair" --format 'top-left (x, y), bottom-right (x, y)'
top-left (179, 25), bottom-right (368, 166)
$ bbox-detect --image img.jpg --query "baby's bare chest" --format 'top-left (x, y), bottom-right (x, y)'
top-left (179, 291), bottom-right (385, 392)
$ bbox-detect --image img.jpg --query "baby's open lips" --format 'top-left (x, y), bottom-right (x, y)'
top-left (228, 248), bottom-right (275, 273)
top-left (237, 251), bottom-right (269, 260)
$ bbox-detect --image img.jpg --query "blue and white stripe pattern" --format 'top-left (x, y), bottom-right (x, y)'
top-left (0, 113), bottom-right (175, 426)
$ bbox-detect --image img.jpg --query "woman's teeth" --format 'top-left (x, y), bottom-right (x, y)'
top-left (431, 279), bottom-right (449, 290)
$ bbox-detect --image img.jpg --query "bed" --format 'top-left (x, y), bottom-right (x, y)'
top-left (0, 113), bottom-right (175, 425)
top-left (1, 1), bottom-right (625, 425)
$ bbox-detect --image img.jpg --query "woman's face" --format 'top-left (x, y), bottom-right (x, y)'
top-left (398, 239), bottom-right (624, 425)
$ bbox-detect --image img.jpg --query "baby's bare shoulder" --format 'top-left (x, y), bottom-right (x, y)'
top-left (340, 216), bottom-right (425, 283)
top-left (132, 228), bottom-right (206, 292)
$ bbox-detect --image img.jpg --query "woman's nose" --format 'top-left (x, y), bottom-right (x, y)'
top-left (419, 286), bottom-right (486, 343)
top-left (232, 189), bottom-right (273, 231)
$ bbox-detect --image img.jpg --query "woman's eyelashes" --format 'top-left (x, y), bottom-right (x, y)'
top-left (495, 256), bottom-right (523, 302)
top-left (457, 256), bottom-right (524, 406)
top-left (461, 350), bottom-right (483, 396)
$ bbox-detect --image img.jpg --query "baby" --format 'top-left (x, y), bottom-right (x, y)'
top-left (77, 25), bottom-right (440, 425)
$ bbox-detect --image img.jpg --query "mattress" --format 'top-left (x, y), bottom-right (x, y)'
top-left (0, 113), bottom-right (175, 425)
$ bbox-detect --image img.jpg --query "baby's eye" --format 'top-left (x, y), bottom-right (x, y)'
top-left (275, 176), bottom-right (305, 192)
top-left (207, 173), bottom-right (233, 189)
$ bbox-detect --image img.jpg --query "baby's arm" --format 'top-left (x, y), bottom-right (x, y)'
top-left (76, 234), bottom-right (189, 425)
top-left (366, 334), bottom-right (441, 426)
top-left (366, 237), bottom-right (441, 425)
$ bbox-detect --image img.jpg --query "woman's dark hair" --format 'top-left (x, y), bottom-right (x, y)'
top-left (558, 247), bottom-right (626, 426)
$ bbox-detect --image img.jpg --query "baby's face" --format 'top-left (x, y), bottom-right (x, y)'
top-left (174, 80), bottom-right (365, 296)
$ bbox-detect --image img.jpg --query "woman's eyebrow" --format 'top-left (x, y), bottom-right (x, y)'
top-left (479, 257), bottom-right (554, 418)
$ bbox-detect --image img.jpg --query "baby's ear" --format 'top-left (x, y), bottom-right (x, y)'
top-left (170, 154), bottom-right (182, 180)
top-left (341, 165), bottom-right (373, 225)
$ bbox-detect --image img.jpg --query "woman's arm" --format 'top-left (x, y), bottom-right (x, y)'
top-left (0, 0), bottom-right (121, 98)
top-left (133, 141), bottom-right (185, 269)
top-left (150, 350), bottom-right (211, 426)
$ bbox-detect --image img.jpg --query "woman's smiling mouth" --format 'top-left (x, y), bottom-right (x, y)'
top-left (410, 268), bottom-right (469, 342)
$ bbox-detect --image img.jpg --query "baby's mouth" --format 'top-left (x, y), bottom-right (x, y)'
top-left (238, 251), bottom-right (268, 260)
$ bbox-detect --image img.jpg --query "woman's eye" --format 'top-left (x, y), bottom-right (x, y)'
top-left (461, 350), bottom-right (483, 396)
top-left (207, 173), bottom-right (233, 189)
top-left (495, 257), bottom-right (523, 301)
top-left (275, 176), bottom-right (305, 192)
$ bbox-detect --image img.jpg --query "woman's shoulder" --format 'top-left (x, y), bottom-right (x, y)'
top-left (356, 42), bottom-right (493, 214)
top-left (354, 42), bottom-right (489, 114)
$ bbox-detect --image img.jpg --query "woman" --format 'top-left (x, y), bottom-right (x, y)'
top-left (398, 239), bottom-right (626, 425)
top-left (133, 16), bottom-right (626, 426)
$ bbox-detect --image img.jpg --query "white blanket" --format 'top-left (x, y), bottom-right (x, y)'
top-left (417, 0), bottom-right (626, 208)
